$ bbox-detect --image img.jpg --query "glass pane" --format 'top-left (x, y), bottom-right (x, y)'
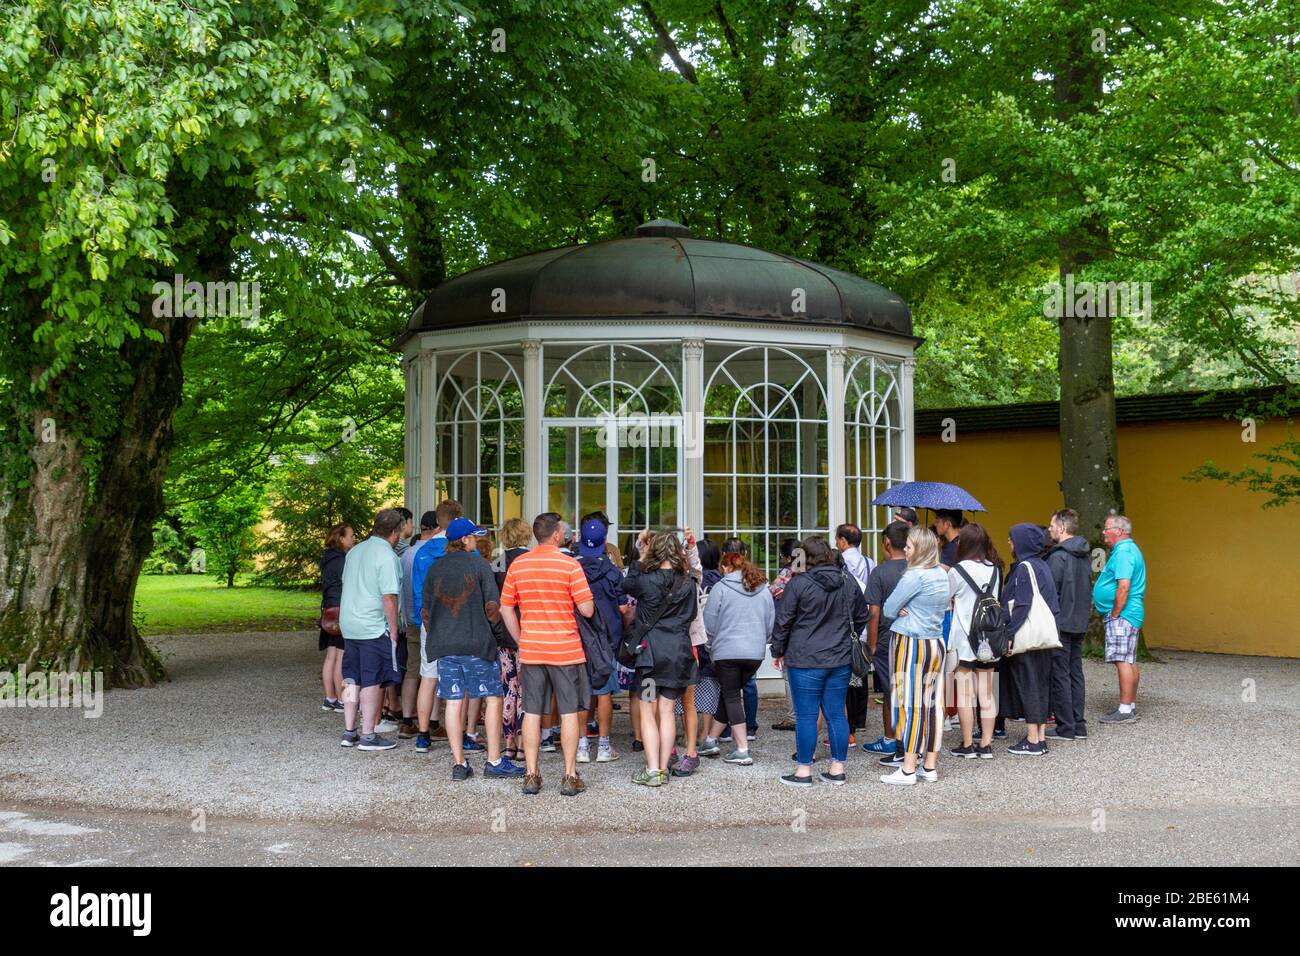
top-left (618, 479), bottom-right (646, 530)
top-left (577, 427), bottom-right (604, 473)
top-left (577, 477), bottom-right (607, 526)
top-left (547, 476), bottom-right (576, 520)
top-left (503, 422), bottom-right (523, 474)
top-left (703, 476), bottom-right (731, 529)
top-left (704, 422), bottom-right (733, 471)
top-left (648, 477), bottom-right (678, 530)
top-left (618, 439), bottom-right (648, 476)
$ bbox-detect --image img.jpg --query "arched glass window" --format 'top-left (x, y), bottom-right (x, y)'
top-left (845, 352), bottom-right (904, 562)
top-left (433, 350), bottom-right (524, 529)
top-left (702, 345), bottom-right (829, 574)
top-left (542, 343), bottom-right (682, 544)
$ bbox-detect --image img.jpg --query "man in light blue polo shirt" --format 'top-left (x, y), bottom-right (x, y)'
top-left (1092, 514), bottom-right (1147, 724)
top-left (339, 508), bottom-right (404, 751)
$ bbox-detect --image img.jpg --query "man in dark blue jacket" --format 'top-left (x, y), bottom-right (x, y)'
top-left (576, 516), bottom-right (631, 764)
top-left (1045, 509), bottom-right (1092, 740)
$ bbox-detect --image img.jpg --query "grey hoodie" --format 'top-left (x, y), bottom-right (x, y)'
top-left (703, 570), bottom-right (776, 661)
top-left (1046, 534), bottom-right (1092, 633)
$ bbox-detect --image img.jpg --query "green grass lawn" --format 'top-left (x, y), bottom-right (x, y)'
top-left (135, 574), bottom-right (321, 635)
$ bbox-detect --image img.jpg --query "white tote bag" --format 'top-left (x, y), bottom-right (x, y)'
top-left (1007, 564), bottom-right (1062, 654)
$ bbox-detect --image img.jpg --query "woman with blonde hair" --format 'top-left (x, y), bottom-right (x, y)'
top-left (623, 529), bottom-right (698, 787)
top-left (880, 526), bottom-right (951, 785)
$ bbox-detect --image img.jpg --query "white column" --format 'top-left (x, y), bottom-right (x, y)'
top-left (522, 340), bottom-right (544, 520)
top-left (901, 356), bottom-right (916, 481)
top-left (404, 356), bottom-right (415, 513)
top-left (828, 347), bottom-right (847, 528)
top-left (418, 350), bottom-right (436, 517)
top-left (681, 338), bottom-right (705, 534)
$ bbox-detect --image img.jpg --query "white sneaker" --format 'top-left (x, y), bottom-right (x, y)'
top-left (374, 718), bottom-right (398, 733)
top-left (915, 765), bottom-right (938, 782)
top-left (880, 767), bottom-right (917, 786)
top-left (943, 715), bottom-right (955, 732)
top-left (596, 744), bottom-right (619, 762)
top-left (576, 742), bottom-right (591, 763)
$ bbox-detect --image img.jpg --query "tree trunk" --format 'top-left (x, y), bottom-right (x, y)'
top-left (1, 177), bottom-right (243, 686)
top-left (0, 306), bottom-right (194, 686)
top-left (1055, 26), bottom-right (1125, 545)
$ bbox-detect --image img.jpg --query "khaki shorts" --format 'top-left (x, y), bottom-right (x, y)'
top-left (418, 625), bottom-right (439, 680)
top-left (520, 663), bottom-right (591, 716)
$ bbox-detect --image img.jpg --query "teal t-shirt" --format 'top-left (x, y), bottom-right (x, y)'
top-left (1092, 538), bottom-right (1146, 629)
top-left (339, 535), bottom-right (402, 641)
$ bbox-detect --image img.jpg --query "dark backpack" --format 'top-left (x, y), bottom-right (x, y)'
top-left (953, 564), bottom-right (1009, 662)
top-left (576, 606), bottom-right (614, 689)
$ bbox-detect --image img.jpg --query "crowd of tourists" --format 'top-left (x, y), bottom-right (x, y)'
top-left (317, 500), bottom-right (1147, 794)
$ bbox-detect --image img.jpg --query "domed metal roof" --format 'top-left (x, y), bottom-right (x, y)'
top-left (407, 220), bottom-right (912, 338)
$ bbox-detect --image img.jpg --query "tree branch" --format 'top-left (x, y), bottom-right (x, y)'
top-left (641, 1), bottom-right (698, 84)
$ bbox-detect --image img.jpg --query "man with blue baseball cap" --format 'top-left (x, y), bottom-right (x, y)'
top-left (421, 516), bottom-right (525, 780)
top-left (575, 515), bottom-right (631, 764)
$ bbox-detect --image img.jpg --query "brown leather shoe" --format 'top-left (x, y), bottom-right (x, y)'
top-left (522, 772), bottom-right (542, 795)
top-left (431, 726), bottom-right (449, 739)
top-left (560, 773), bottom-right (586, 797)
top-left (398, 720), bottom-right (418, 739)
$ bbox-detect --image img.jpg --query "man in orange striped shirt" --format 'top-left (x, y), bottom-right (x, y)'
top-left (499, 512), bottom-right (596, 797)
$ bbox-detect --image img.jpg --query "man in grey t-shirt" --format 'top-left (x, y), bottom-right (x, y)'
top-left (422, 517), bottom-right (524, 780)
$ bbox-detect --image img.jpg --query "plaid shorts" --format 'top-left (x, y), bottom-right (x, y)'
top-left (1104, 616), bottom-right (1139, 663)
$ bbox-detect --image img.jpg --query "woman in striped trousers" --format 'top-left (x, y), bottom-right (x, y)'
top-left (880, 527), bottom-right (952, 785)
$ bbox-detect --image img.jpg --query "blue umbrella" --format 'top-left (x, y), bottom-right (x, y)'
top-left (871, 481), bottom-right (986, 513)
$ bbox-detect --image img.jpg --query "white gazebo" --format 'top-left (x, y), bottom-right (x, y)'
top-left (399, 219), bottom-right (917, 572)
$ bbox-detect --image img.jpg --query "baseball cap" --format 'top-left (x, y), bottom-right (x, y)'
top-left (444, 517), bottom-right (487, 541)
top-left (419, 510), bottom-right (439, 531)
top-left (578, 518), bottom-right (608, 558)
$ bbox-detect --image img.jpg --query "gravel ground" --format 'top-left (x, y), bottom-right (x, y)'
top-left (1, 631), bottom-right (1297, 862)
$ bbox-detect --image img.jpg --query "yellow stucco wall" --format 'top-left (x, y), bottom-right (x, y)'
top-left (917, 418), bottom-right (1300, 658)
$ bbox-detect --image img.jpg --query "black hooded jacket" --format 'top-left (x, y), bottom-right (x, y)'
top-left (624, 562), bottom-right (699, 689)
top-left (1003, 524), bottom-right (1061, 637)
top-left (320, 547), bottom-right (345, 608)
top-left (1045, 535), bottom-right (1092, 633)
top-left (770, 564), bottom-right (871, 669)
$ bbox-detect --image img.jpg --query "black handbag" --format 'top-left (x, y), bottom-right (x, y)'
top-left (616, 577), bottom-right (684, 669)
top-left (842, 571), bottom-right (872, 681)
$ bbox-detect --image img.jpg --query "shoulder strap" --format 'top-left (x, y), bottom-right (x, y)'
top-left (954, 562), bottom-right (999, 602)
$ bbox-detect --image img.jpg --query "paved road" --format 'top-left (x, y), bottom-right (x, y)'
top-left (2, 802), bottom-right (1297, 866)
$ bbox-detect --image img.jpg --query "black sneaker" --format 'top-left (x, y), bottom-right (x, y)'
top-left (1045, 727), bottom-right (1074, 741)
top-left (632, 740), bottom-right (644, 753)
top-left (950, 743), bottom-right (977, 759)
top-left (1039, 739), bottom-right (1049, 754)
top-left (993, 728), bottom-right (1008, 739)
top-left (1007, 739), bottom-right (1041, 757)
top-left (1076, 728), bottom-right (1088, 739)
top-left (452, 761), bottom-right (473, 781)
top-left (819, 771), bottom-right (847, 786)
top-left (779, 772), bottom-right (814, 787)
top-left (878, 750), bottom-right (907, 767)
top-left (976, 744), bottom-right (994, 759)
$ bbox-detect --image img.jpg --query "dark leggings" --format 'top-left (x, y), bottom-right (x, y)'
top-left (713, 658), bottom-right (763, 728)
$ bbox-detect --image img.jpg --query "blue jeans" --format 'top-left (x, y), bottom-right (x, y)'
top-left (743, 675), bottom-right (758, 731)
top-left (788, 665), bottom-right (851, 765)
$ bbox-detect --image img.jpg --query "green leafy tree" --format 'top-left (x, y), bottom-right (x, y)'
top-left (183, 483), bottom-right (265, 588)
top-left (0, 0), bottom-right (408, 683)
top-left (257, 449), bottom-right (393, 587)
